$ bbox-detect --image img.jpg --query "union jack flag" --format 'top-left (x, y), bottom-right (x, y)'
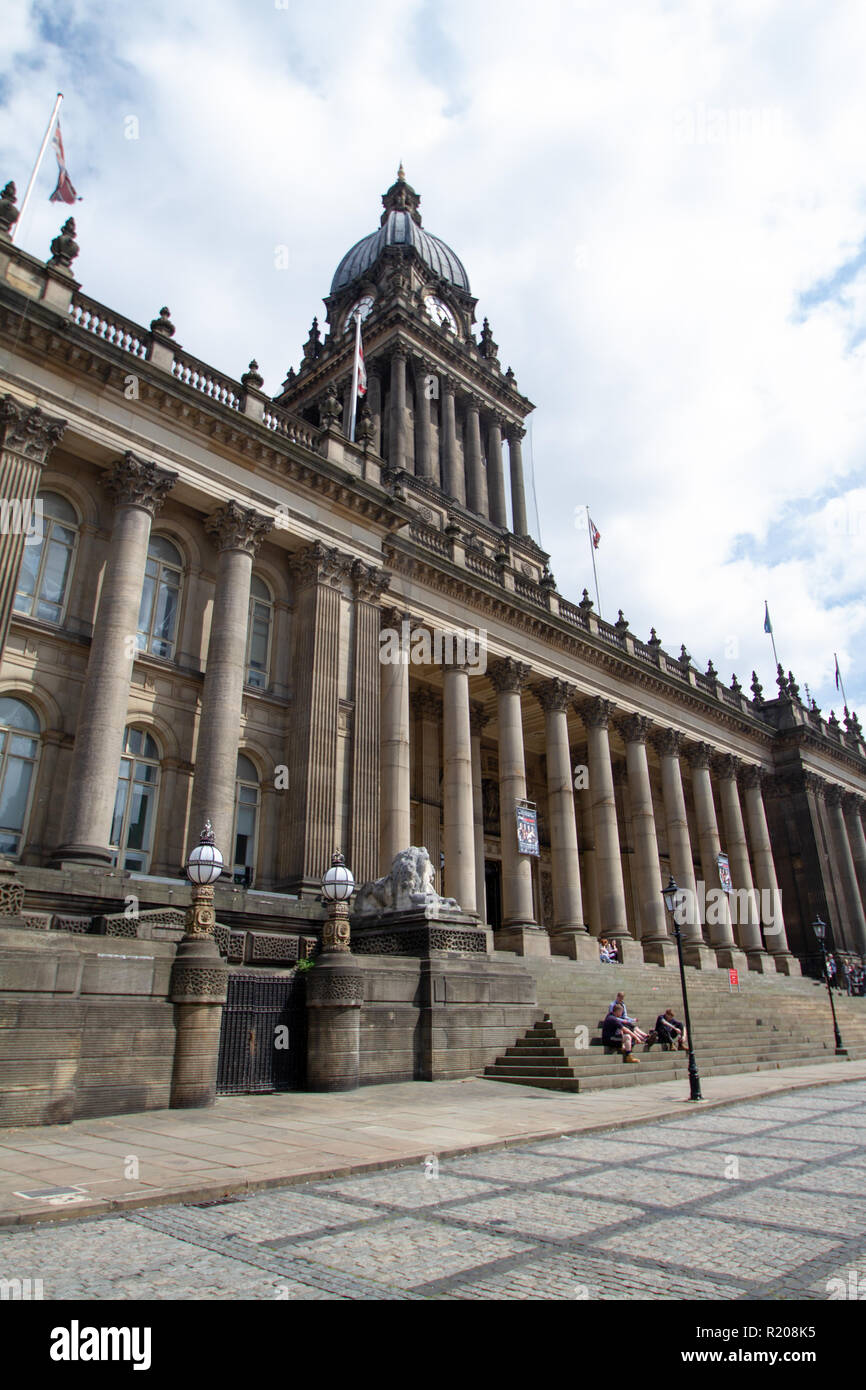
top-left (49, 123), bottom-right (79, 205)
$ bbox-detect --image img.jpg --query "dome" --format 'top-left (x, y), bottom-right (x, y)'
top-left (330, 168), bottom-right (470, 296)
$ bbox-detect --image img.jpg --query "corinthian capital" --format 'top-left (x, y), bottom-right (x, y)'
top-left (618, 713), bottom-right (652, 745)
top-left (686, 741), bottom-right (713, 771)
top-left (103, 452), bottom-right (178, 514)
top-left (651, 727), bottom-right (682, 759)
top-left (350, 558), bottom-right (391, 604)
top-left (714, 753), bottom-right (741, 781)
top-left (581, 696), bottom-right (616, 730)
top-left (289, 540), bottom-right (352, 590)
top-left (824, 782), bottom-right (844, 809)
top-left (488, 656), bottom-right (532, 694)
top-left (0, 395), bottom-right (67, 463)
top-left (738, 763), bottom-right (765, 792)
top-left (205, 500), bottom-right (273, 556)
top-left (533, 677), bottom-right (575, 713)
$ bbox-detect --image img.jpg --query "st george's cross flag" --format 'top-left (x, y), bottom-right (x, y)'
top-left (354, 324), bottom-right (367, 399)
top-left (49, 123), bottom-right (79, 205)
top-left (589, 516), bottom-right (601, 549)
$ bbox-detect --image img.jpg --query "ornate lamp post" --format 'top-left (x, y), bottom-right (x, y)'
top-left (169, 819), bottom-right (228, 1108)
top-left (184, 820), bottom-right (223, 936)
top-left (661, 875), bottom-right (703, 1101)
top-left (812, 917), bottom-right (846, 1055)
top-left (320, 849), bottom-right (355, 953)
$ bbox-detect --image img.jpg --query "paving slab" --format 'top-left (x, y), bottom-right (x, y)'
top-left (1, 1059), bottom-right (866, 1228)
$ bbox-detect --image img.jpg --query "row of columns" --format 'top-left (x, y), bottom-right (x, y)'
top-left (379, 648), bottom-right (801, 973)
top-left (365, 353), bottom-right (528, 535)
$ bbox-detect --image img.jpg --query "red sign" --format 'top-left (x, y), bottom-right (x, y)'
top-left (729, 969), bottom-right (739, 989)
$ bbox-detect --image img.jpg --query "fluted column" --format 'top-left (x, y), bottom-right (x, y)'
top-left (441, 378), bottom-right (463, 504)
top-left (535, 680), bottom-right (595, 960)
top-left (843, 793), bottom-right (866, 925)
top-left (379, 605), bottom-right (411, 873)
top-left (652, 728), bottom-right (715, 967)
top-left (413, 687), bottom-right (443, 891)
top-left (189, 502), bottom-right (273, 861)
top-left (715, 754), bottom-right (768, 971)
top-left (389, 349), bottom-right (408, 472)
top-left (464, 398), bottom-right (487, 519)
top-left (442, 663), bottom-right (476, 913)
top-left (469, 703), bottom-right (489, 924)
top-left (489, 658), bottom-right (546, 953)
top-left (826, 784), bottom-right (866, 955)
top-left (55, 454), bottom-right (177, 864)
top-left (740, 765), bottom-right (799, 974)
top-left (282, 543), bottom-right (348, 893)
top-left (619, 715), bottom-right (676, 967)
top-left (581, 698), bottom-right (641, 960)
top-left (413, 358), bottom-right (434, 480)
top-left (486, 416), bottom-right (508, 530)
top-left (0, 396), bottom-right (67, 658)
top-left (507, 426), bottom-right (528, 536)
top-left (687, 742), bottom-right (747, 970)
top-left (349, 562), bottom-right (389, 885)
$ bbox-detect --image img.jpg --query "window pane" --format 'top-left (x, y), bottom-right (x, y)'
top-left (126, 785), bottom-right (152, 851)
top-left (38, 539), bottom-right (72, 607)
top-left (142, 733), bottom-right (159, 760)
top-left (110, 779), bottom-right (128, 847)
top-left (36, 600), bottom-right (62, 623)
top-left (15, 546), bottom-right (40, 605)
top-left (0, 698), bottom-right (39, 733)
top-left (153, 579), bottom-right (178, 643)
top-left (42, 492), bottom-right (77, 524)
top-left (236, 754), bottom-right (257, 782)
top-left (148, 535), bottom-right (182, 567)
top-left (138, 574), bottom-right (156, 634)
top-left (8, 735), bottom-right (37, 758)
top-left (0, 831), bottom-right (19, 854)
top-left (0, 758), bottom-right (33, 831)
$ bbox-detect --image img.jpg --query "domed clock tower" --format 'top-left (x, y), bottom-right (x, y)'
top-left (276, 167), bottom-right (535, 538)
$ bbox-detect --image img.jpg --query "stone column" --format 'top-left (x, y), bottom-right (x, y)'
top-left (581, 698), bottom-right (641, 962)
top-left (487, 415), bottom-right (508, 530)
top-left (843, 793), bottom-right (866, 925)
top-left (388, 349), bottom-right (408, 472)
top-left (413, 358), bottom-right (434, 480)
top-left (441, 378), bottom-right (463, 504)
top-left (687, 742), bottom-right (747, 971)
top-left (536, 679), bottom-right (595, 960)
top-left (464, 398), bottom-right (487, 518)
top-left (169, 839), bottom-right (228, 1110)
top-left (507, 426), bottom-right (529, 536)
top-left (577, 781), bottom-right (601, 936)
top-left (652, 728), bottom-right (715, 967)
top-left (189, 502), bottom-right (272, 861)
top-left (349, 562), bottom-right (389, 885)
top-left (0, 396), bottom-right (67, 658)
top-left (740, 765), bottom-right (800, 974)
top-left (379, 606), bottom-right (411, 872)
top-left (715, 754), bottom-right (769, 971)
top-left (469, 703), bottom-right (489, 925)
top-left (826, 784), bottom-right (866, 955)
top-left (282, 543), bottom-right (348, 894)
top-left (55, 454), bottom-right (177, 864)
top-left (366, 365), bottom-right (382, 455)
top-left (489, 658), bottom-right (546, 954)
top-left (442, 663), bottom-right (476, 913)
top-left (413, 687), bottom-right (443, 892)
top-left (619, 715), bottom-right (676, 967)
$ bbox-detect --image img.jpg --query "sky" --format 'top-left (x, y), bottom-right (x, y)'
top-left (1, 0), bottom-right (864, 717)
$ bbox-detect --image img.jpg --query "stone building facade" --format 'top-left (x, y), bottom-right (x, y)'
top-left (0, 167), bottom-right (865, 989)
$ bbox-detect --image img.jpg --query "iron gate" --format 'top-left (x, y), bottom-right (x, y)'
top-left (216, 972), bottom-right (305, 1094)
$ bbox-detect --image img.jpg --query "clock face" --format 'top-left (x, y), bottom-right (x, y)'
top-left (343, 295), bottom-right (374, 332)
top-left (424, 295), bottom-right (458, 335)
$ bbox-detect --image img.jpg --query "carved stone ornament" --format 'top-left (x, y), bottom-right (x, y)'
top-left (534, 677), bottom-right (576, 713)
top-left (842, 790), bottom-right (866, 817)
top-left (651, 727), bottom-right (682, 759)
top-left (618, 713), bottom-right (652, 745)
top-left (0, 395), bottom-right (67, 462)
top-left (353, 847), bottom-right (461, 917)
top-left (350, 557), bottom-right (390, 603)
top-left (0, 858), bottom-right (25, 919)
top-left (0, 181), bottom-right (18, 238)
top-left (581, 696), bottom-right (616, 729)
top-left (47, 217), bottom-right (79, 270)
top-left (290, 540), bottom-right (352, 589)
top-left (205, 499), bottom-right (273, 556)
top-left (738, 763), bottom-right (765, 792)
top-left (714, 753), bottom-right (740, 781)
top-left (686, 741), bottom-right (713, 771)
top-left (322, 901), bottom-right (352, 953)
top-left (412, 687), bottom-right (443, 721)
top-left (169, 965), bottom-right (228, 1004)
top-left (150, 307), bottom-right (176, 338)
top-left (824, 783), bottom-right (844, 809)
top-left (488, 656), bottom-right (532, 694)
top-left (469, 701), bottom-right (490, 736)
top-left (102, 452), bottom-right (178, 514)
top-left (319, 386), bottom-right (342, 431)
top-left (241, 360), bottom-right (264, 390)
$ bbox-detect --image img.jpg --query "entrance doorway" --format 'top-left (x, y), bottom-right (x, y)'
top-left (484, 860), bottom-right (502, 931)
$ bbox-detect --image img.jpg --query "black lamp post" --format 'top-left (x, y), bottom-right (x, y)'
top-left (662, 875), bottom-right (703, 1101)
top-left (812, 917), bottom-right (846, 1055)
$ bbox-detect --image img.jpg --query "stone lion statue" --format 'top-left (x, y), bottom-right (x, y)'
top-left (353, 846), bottom-right (460, 916)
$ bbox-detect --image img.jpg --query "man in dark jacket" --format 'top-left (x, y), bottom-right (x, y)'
top-left (602, 1004), bottom-right (641, 1063)
top-left (656, 1007), bottom-right (687, 1050)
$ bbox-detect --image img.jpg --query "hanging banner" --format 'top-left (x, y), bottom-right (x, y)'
top-left (516, 802), bottom-right (539, 857)
top-left (717, 853), bottom-right (733, 895)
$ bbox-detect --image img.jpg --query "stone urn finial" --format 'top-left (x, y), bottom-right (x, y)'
top-left (0, 181), bottom-right (19, 239)
top-left (150, 306), bottom-right (176, 338)
top-left (48, 217), bottom-right (79, 270)
top-left (241, 359), bottom-right (264, 390)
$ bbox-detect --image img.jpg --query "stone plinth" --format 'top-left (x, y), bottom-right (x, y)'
top-left (305, 953), bottom-right (364, 1091)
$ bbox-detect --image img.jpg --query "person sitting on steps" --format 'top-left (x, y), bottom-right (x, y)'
top-left (602, 1003), bottom-right (641, 1063)
top-left (655, 1007), bottom-right (688, 1051)
top-left (608, 991), bottom-right (649, 1042)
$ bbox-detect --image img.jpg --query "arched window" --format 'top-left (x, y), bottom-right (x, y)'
top-left (13, 491), bottom-right (79, 625)
top-left (110, 727), bottom-right (160, 872)
top-left (232, 753), bottom-right (260, 885)
top-left (137, 535), bottom-right (183, 658)
top-left (0, 697), bottom-right (40, 856)
top-left (245, 575), bottom-right (273, 690)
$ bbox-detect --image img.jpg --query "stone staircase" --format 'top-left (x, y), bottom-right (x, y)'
top-left (483, 954), bottom-right (866, 1092)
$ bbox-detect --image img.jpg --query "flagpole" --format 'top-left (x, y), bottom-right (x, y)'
top-left (764, 599), bottom-right (779, 670)
top-left (348, 312), bottom-right (361, 444)
top-left (834, 652), bottom-right (849, 712)
top-left (12, 92), bottom-right (63, 242)
top-left (587, 505), bottom-right (602, 618)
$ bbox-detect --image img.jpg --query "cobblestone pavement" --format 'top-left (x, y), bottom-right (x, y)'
top-left (2, 1081), bottom-right (864, 1301)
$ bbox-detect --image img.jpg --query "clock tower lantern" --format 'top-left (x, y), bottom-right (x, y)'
top-left (276, 167), bottom-right (535, 538)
